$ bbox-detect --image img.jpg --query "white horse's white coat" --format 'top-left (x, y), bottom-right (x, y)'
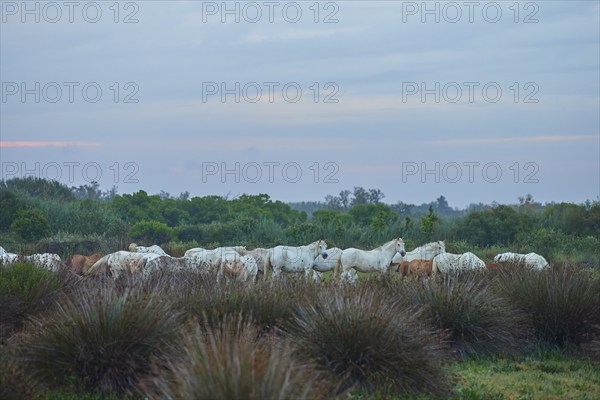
top-left (494, 252), bottom-right (549, 270)
top-left (269, 240), bottom-right (328, 278)
top-left (184, 246), bottom-right (246, 267)
top-left (86, 251), bottom-right (161, 278)
top-left (128, 243), bottom-right (168, 256)
top-left (23, 253), bottom-right (63, 271)
top-left (392, 240), bottom-right (446, 264)
top-left (217, 254), bottom-right (258, 282)
top-left (432, 252), bottom-right (486, 274)
top-left (340, 238), bottom-right (406, 283)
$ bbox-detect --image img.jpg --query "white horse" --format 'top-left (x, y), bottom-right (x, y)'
top-left (391, 240), bottom-right (445, 264)
top-left (86, 251), bottom-right (161, 279)
top-left (128, 243), bottom-right (168, 256)
top-left (310, 247), bottom-right (343, 283)
top-left (494, 252), bottom-right (549, 270)
top-left (184, 246), bottom-right (246, 267)
top-left (340, 238), bottom-right (406, 283)
top-left (217, 254), bottom-right (258, 283)
top-left (246, 248), bottom-right (271, 278)
top-left (269, 240), bottom-right (328, 279)
top-left (23, 253), bottom-right (63, 271)
top-left (432, 252), bottom-right (486, 274)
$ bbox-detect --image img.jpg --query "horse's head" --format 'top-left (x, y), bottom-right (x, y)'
top-left (396, 238), bottom-right (406, 257)
top-left (317, 239), bottom-right (328, 259)
top-left (437, 240), bottom-right (446, 255)
top-left (128, 243), bottom-right (138, 252)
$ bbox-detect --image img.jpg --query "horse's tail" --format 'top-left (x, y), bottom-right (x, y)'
top-left (264, 252), bottom-right (271, 280)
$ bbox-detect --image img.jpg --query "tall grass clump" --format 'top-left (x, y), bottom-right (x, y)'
top-left (140, 316), bottom-right (330, 399)
top-left (494, 265), bottom-right (600, 349)
top-left (182, 277), bottom-right (322, 332)
top-left (285, 286), bottom-right (450, 397)
top-left (0, 262), bottom-right (77, 340)
top-left (402, 271), bottom-right (529, 357)
top-left (16, 282), bottom-right (182, 396)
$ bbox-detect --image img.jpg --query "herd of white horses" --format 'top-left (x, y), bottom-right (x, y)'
top-left (1, 239), bottom-right (550, 284)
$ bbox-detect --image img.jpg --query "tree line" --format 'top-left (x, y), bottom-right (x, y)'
top-left (0, 178), bottom-right (598, 264)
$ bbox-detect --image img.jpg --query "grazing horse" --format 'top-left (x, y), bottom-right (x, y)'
top-left (128, 243), bottom-right (168, 256)
top-left (340, 238), bottom-right (406, 284)
top-left (217, 254), bottom-right (258, 283)
top-left (397, 259), bottom-right (433, 278)
top-left (494, 252), bottom-right (549, 270)
top-left (68, 253), bottom-right (103, 274)
top-left (184, 246), bottom-right (245, 268)
top-left (246, 248), bottom-right (270, 279)
top-left (86, 251), bottom-right (161, 279)
top-left (269, 240), bottom-right (328, 279)
top-left (22, 253), bottom-right (63, 271)
top-left (311, 247), bottom-right (343, 283)
top-left (391, 240), bottom-right (446, 264)
top-left (432, 252), bottom-right (486, 274)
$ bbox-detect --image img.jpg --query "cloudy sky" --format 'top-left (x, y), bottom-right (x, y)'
top-left (1, 1), bottom-right (598, 207)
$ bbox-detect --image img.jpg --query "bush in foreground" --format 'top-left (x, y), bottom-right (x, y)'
top-left (16, 282), bottom-right (182, 396)
top-left (141, 317), bottom-right (330, 399)
top-left (494, 265), bottom-right (600, 348)
top-left (402, 271), bottom-right (529, 357)
top-left (285, 286), bottom-right (450, 397)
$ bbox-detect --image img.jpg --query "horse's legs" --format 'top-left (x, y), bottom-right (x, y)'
top-left (312, 270), bottom-right (322, 284)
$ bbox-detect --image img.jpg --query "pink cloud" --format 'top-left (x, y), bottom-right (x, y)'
top-left (0, 141), bottom-right (102, 148)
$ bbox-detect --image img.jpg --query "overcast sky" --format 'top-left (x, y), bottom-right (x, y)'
top-left (1, 0), bottom-right (599, 208)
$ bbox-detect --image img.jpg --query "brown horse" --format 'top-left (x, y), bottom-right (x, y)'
top-left (67, 253), bottom-right (102, 275)
top-left (397, 260), bottom-right (433, 279)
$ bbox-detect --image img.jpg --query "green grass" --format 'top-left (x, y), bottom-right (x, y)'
top-left (451, 355), bottom-right (600, 400)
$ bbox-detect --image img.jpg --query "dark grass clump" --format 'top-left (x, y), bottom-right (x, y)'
top-left (181, 276), bottom-right (323, 333)
top-left (0, 262), bottom-right (78, 341)
top-left (402, 271), bottom-right (529, 357)
top-left (493, 264), bottom-right (600, 349)
top-left (285, 285), bottom-right (450, 397)
top-left (15, 281), bottom-right (182, 397)
top-left (0, 347), bottom-right (41, 400)
top-left (140, 316), bottom-right (331, 399)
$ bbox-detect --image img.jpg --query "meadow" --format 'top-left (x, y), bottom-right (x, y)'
top-left (1, 261), bottom-right (599, 399)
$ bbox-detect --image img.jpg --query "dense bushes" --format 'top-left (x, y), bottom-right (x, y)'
top-left (401, 272), bottom-right (529, 357)
top-left (141, 317), bottom-right (330, 399)
top-left (0, 262), bottom-right (76, 341)
top-left (285, 286), bottom-right (451, 397)
top-left (16, 281), bottom-right (182, 396)
top-left (494, 265), bottom-right (600, 348)
top-left (1, 265), bottom-right (599, 398)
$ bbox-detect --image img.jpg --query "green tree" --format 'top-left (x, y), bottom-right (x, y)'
top-left (129, 221), bottom-right (173, 245)
top-left (0, 189), bottom-right (23, 230)
top-left (420, 206), bottom-right (439, 240)
top-left (10, 209), bottom-right (51, 241)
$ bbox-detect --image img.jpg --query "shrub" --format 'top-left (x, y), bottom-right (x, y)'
top-left (402, 272), bottom-right (529, 357)
top-left (17, 283), bottom-right (182, 396)
top-left (10, 209), bottom-right (51, 242)
top-left (494, 265), bottom-right (600, 348)
top-left (0, 348), bottom-right (41, 400)
top-left (129, 220), bottom-right (173, 245)
top-left (285, 286), bottom-right (450, 397)
top-left (0, 262), bottom-right (75, 340)
top-left (140, 317), bottom-right (329, 399)
top-left (182, 278), bottom-right (319, 333)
